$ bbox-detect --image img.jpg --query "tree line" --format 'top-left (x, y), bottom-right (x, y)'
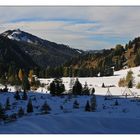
top-left (0, 67), bottom-right (41, 91)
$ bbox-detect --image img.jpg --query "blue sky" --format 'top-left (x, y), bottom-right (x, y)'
top-left (0, 7), bottom-right (140, 50)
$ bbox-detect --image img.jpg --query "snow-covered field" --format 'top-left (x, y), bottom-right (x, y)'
top-left (38, 66), bottom-right (140, 96)
top-left (0, 66), bottom-right (140, 134)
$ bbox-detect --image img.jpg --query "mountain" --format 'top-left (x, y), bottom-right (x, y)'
top-left (0, 29), bottom-right (82, 69)
top-left (1, 29), bottom-right (140, 78)
top-left (0, 35), bottom-right (37, 71)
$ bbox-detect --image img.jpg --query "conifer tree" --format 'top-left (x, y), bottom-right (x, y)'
top-left (73, 100), bottom-right (79, 109)
top-left (49, 78), bottom-right (65, 96)
top-left (72, 78), bottom-right (82, 95)
top-left (27, 99), bottom-right (33, 113)
top-left (5, 97), bottom-right (10, 110)
top-left (114, 99), bottom-right (119, 106)
top-left (41, 101), bottom-right (51, 114)
top-left (85, 100), bottom-right (91, 112)
top-left (18, 107), bottom-right (24, 117)
top-left (0, 104), bottom-right (5, 120)
top-left (22, 75), bottom-right (30, 91)
top-left (102, 83), bottom-right (105, 88)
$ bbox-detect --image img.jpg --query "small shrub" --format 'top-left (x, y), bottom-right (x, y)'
top-left (118, 77), bottom-right (126, 87)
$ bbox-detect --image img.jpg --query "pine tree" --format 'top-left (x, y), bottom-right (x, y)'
top-left (73, 100), bottom-right (79, 109)
top-left (90, 95), bottom-right (96, 111)
top-left (49, 78), bottom-right (65, 96)
top-left (27, 99), bottom-right (33, 113)
top-left (14, 91), bottom-right (21, 100)
top-left (72, 78), bottom-right (82, 95)
top-left (18, 107), bottom-right (24, 117)
top-left (22, 75), bottom-right (30, 91)
top-left (0, 104), bottom-right (5, 120)
top-left (18, 69), bottom-right (24, 81)
top-left (22, 90), bottom-right (28, 100)
top-left (114, 99), bottom-right (119, 106)
top-left (102, 83), bottom-right (105, 88)
top-left (5, 97), bottom-right (10, 110)
top-left (41, 101), bottom-right (51, 114)
top-left (85, 101), bottom-right (91, 112)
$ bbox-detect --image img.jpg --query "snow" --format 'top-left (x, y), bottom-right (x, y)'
top-left (2, 114), bottom-right (140, 134)
top-left (76, 50), bottom-right (82, 54)
top-left (38, 66), bottom-right (140, 96)
top-left (7, 29), bottom-right (33, 44)
top-left (0, 93), bottom-right (140, 134)
top-left (0, 66), bottom-right (140, 134)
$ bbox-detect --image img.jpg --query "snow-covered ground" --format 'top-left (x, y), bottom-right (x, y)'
top-left (0, 93), bottom-right (140, 134)
top-left (0, 66), bottom-right (140, 134)
top-left (38, 66), bottom-right (140, 96)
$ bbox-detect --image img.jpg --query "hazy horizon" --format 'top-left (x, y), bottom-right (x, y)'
top-left (0, 7), bottom-right (140, 50)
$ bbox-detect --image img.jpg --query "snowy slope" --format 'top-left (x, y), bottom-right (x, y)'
top-left (0, 93), bottom-right (140, 134)
top-left (0, 66), bottom-right (140, 134)
top-left (1, 114), bottom-right (140, 134)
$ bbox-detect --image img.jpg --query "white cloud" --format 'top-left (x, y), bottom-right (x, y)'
top-left (0, 7), bottom-right (140, 50)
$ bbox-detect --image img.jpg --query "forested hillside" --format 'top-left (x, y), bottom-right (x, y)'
top-left (44, 37), bottom-right (140, 78)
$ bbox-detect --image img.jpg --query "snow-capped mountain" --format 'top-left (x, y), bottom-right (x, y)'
top-left (0, 29), bottom-right (82, 68)
top-left (1, 29), bottom-right (47, 45)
